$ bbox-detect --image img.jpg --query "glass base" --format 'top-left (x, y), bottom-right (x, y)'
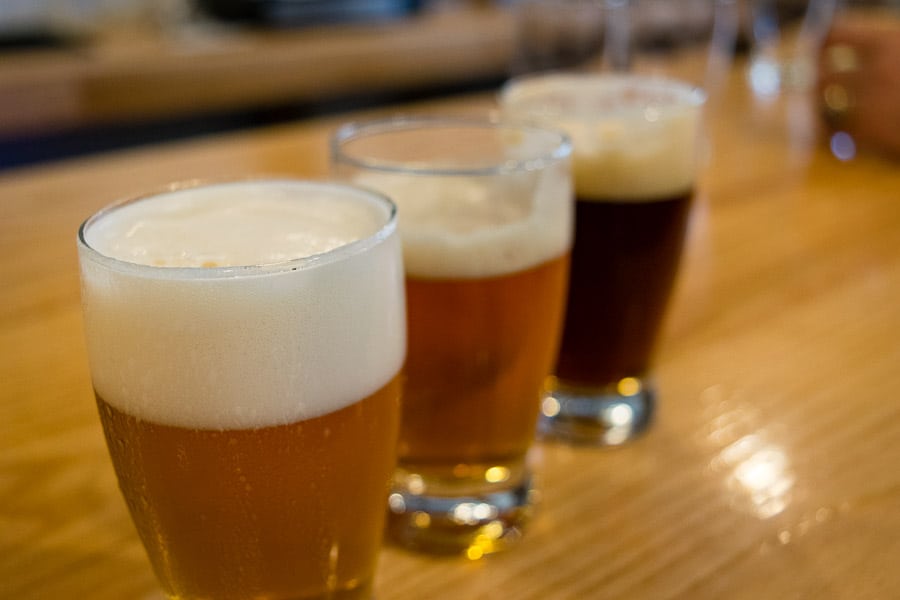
top-left (386, 461), bottom-right (534, 557)
top-left (540, 375), bottom-right (655, 445)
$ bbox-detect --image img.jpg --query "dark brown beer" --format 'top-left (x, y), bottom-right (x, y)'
top-left (555, 192), bottom-right (692, 386)
top-left (400, 253), bottom-right (569, 466)
top-left (501, 74), bottom-right (704, 392)
top-left (96, 376), bottom-right (400, 600)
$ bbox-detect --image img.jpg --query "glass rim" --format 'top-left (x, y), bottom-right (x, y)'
top-left (499, 73), bottom-right (707, 119)
top-left (330, 115), bottom-right (572, 177)
top-left (77, 178), bottom-right (398, 281)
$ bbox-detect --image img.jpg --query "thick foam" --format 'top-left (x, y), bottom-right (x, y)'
top-left (78, 180), bottom-right (406, 430)
top-left (501, 74), bottom-right (705, 201)
top-left (351, 164), bottom-right (572, 279)
top-left (85, 181), bottom-right (387, 267)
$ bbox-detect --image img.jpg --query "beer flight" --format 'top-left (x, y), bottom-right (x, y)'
top-left (77, 73), bottom-right (704, 599)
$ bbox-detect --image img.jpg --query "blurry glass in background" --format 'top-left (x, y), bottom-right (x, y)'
top-left (333, 117), bottom-right (573, 556)
top-left (511, 0), bottom-right (629, 74)
top-left (624, 0), bottom-right (739, 95)
top-left (512, 0), bottom-right (739, 98)
top-left (745, 0), bottom-right (838, 96)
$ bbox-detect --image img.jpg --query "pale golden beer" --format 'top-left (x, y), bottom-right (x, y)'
top-left (332, 119), bottom-right (573, 555)
top-left (77, 180), bottom-right (406, 600)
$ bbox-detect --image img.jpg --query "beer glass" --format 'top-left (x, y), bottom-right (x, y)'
top-left (77, 180), bottom-right (405, 600)
top-left (501, 74), bottom-right (705, 446)
top-left (332, 118), bottom-right (573, 555)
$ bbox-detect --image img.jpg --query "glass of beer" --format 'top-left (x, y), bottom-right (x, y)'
top-left (501, 74), bottom-right (705, 446)
top-left (77, 180), bottom-right (405, 600)
top-left (331, 118), bottom-right (573, 556)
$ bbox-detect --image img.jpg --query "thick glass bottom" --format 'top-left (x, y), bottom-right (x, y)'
top-left (540, 375), bottom-right (656, 445)
top-left (386, 460), bottom-right (534, 557)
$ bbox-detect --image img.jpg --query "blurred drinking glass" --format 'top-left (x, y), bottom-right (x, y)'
top-left (746, 0), bottom-right (839, 96)
top-left (626, 0), bottom-right (739, 96)
top-left (511, 0), bottom-right (630, 74)
top-left (501, 74), bottom-right (706, 446)
top-left (78, 180), bottom-right (405, 600)
top-left (332, 118), bottom-right (573, 556)
top-left (512, 0), bottom-right (738, 98)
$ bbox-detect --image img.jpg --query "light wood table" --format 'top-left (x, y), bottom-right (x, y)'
top-left (2, 62), bottom-right (900, 599)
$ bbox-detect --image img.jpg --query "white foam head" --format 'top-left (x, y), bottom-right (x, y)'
top-left (78, 180), bottom-right (406, 429)
top-left (500, 74), bottom-right (705, 201)
top-left (333, 119), bottom-right (573, 279)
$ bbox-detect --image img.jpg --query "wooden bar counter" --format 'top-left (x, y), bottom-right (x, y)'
top-left (2, 62), bottom-right (899, 599)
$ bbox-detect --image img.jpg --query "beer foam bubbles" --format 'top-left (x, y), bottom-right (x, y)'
top-left (352, 167), bottom-right (572, 279)
top-left (78, 180), bottom-right (406, 429)
top-left (85, 181), bottom-right (385, 267)
top-left (501, 74), bottom-right (705, 200)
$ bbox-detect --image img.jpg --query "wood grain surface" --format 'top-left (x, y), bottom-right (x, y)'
top-left (2, 59), bottom-right (900, 599)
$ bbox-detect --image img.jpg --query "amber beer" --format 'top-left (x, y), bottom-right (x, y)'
top-left (501, 74), bottom-right (705, 444)
top-left (332, 119), bottom-right (572, 553)
top-left (365, 172), bottom-right (571, 470)
top-left (77, 180), bottom-right (406, 600)
top-left (402, 253), bottom-right (569, 467)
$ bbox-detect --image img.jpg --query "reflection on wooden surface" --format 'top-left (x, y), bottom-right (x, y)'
top-left (2, 58), bottom-right (900, 599)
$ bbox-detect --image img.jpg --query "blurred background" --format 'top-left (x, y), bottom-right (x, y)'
top-left (0, 0), bottom-right (511, 170)
top-left (0, 0), bottom-right (871, 171)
